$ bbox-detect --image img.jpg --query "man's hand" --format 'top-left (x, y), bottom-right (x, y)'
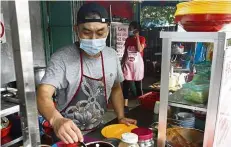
top-left (119, 117), bottom-right (137, 126)
top-left (51, 117), bottom-right (83, 144)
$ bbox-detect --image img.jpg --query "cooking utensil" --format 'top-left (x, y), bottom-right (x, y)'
top-left (103, 138), bottom-right (120, 146)
top-left (86, 141), bottom-right (115, 147)
top-left (53, 141), bottom-right (114, 147)
top-left (101, 124), bottom-right (138, 139)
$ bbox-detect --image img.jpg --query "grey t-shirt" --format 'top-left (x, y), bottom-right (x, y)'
top-left (41, 43), bottom-right (124, 111)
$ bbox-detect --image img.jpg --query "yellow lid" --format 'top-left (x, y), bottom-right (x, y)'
top-left (175, 1), bottom-right (231, 16)
top-left (101, 124), bottom-right (138, 139)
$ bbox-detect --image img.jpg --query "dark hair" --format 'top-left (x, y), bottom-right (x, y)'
top-left (129, 21), bottom-right (141, 31)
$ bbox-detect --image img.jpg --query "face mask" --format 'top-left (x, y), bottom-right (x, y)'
top-left (128, 31), bottom-right (134, 37)
top-left (80, 38), bottom-right (106, 56)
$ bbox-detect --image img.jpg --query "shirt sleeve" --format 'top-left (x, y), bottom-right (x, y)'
top-left (114, 55), bottom-right (124, 85)
top-left (140, 36), bottom-right (146, 48)
top-left (40, 52), bottom-right (67, 89)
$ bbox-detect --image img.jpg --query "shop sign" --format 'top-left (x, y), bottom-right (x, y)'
top-left (116, 25), bottom-right (128, 58)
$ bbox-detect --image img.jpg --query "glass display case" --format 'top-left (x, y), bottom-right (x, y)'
top-left (157, 32), bottom-right (231, 147)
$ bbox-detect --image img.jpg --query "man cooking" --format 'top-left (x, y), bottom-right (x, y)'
top-left (37, 3), bottom-right (137, 144)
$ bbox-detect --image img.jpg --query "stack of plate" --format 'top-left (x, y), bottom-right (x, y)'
top-left (176, 112), bottom-right (195, 128)
top-left (175, 0), bottom-right (231, 32)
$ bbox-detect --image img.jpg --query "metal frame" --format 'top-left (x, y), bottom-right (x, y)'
top-left (0, 105), bottom-right (19, 117)
top-left (9, 1), bottom-right (40, 146)
top-left (158, 32), bottom-right (230, 147)
top-left (2, 136), bottom-right (23, 147)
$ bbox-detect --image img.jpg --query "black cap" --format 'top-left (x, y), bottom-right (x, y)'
top-left (77, 3), bottom-right (110, 24)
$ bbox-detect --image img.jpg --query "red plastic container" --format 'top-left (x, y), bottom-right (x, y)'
top-left (175, 14), bottom-right (231, 32)
top-left (138, 92), bottom-right (160, 110)
top-left (1, 122), bottom-right (12, 138)
top-left (131, 127), bottom-right (154, 141)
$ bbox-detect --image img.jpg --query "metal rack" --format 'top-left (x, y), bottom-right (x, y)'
top-left (157, 32), bottom-right (231, 147)
top-left (1, 1), bottom-right (41, 146)
top-left (1, 102), bottom-right (22, 147)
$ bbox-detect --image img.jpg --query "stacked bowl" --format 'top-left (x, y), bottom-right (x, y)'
top-left (175, 0), bottom-right (231, 32)
top-left (176, 112), bottom-right (195, 128)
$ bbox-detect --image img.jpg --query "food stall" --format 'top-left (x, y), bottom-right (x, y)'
top-left (156, 1), bottom-right (231, 147)
top-left (158, 32), bottom-right (231, 147)
top-left (1, 0), bottom-right (231, 147)
top-left (1, 1), bottom-right (154, 147)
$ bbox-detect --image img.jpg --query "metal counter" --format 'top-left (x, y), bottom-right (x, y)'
top-left (86, 106), bottom-right (153, 140)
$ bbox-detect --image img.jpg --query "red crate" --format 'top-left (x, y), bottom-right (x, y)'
top-left (138, 92), bottom-right (160, 110)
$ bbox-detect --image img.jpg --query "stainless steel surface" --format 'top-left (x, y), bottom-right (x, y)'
top-left (1, 1), bottom-right (45, 86)
top-left (173, 68), bottom-right (190, 73)
top-left (168, 103), bottom-right (207, 112)
top-left (109, 5), bottom-right (112, 47)
top-left (1, 1), bottom-right (16, 85)
top-left (0, 101), bottom-right (19, 117)
top-left (29, 1), bottom-right (46, 67)
top-left (168, 90), bottom-right (207, 112)
top-left (9, 0), bottom-right (40, 146)
top-left (159, 32), bottom-right (230, 147)
top-left (34, 67), bottom-right (46, 86)
top-left (1, 136), bottom-right (23, 147)
top-left (158, 37), bottom-right (171, 147)
top-left (160, 32), bottom-right (225, 41)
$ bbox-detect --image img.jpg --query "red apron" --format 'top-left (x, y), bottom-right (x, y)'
top-left (60, 51), bottom-right (107, 134)
top-left (41, 51), bottom-right (107, 136)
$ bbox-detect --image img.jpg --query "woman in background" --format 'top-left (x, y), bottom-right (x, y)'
top-left (122, 21), bottom-right (146, 113)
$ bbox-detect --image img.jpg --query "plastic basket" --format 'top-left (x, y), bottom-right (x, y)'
top-left (138, 92), bottom-right (160, 110)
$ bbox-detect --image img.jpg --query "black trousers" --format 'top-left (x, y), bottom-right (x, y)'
top-left (123, 80), bottom-right (142, 99)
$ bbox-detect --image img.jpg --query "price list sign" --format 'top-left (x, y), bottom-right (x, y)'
top-left (214, 47), bottom-right (231, 147)
top-left (116, 25), bottom-right (128, 59)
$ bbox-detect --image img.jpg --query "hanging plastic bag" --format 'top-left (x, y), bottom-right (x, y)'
top-left (194, 42), bottom-right (207, 64)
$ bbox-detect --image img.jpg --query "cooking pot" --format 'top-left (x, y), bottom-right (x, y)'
top-left (85, 141), bottom-right (115, 147)
top-left (53, 141), bottom-right (115, 147)
top-left (34, 67), bottom-right (46, 86)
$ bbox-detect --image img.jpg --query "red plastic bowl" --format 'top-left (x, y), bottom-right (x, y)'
top-left (1, 122), bottom-right (12, 138)
top-left (175, 14), bottom-right (231, 32)
top-left (138, 92), bottom-right (160, 110)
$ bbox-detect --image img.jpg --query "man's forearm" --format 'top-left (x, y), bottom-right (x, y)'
top-left (111, 83), bottom-right (125, 120)
top-left (37, 85), bottom-right (63, 125)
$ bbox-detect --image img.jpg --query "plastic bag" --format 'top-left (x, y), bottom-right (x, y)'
top-left (194, 42), bottom-right (207, 64)
top-left (192, 72), bottom-right (210, 84)
top-left (194, 61), bottom-right (211, 76)
top-left (182, 82), bottom-right (209, 104)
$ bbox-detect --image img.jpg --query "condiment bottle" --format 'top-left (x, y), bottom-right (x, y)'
top-left (132, 128), bottom-right (154, 147)
top-left (118, 133), bottom-right (139, 147)
top-left (153, 101), bottom-right (160, 122)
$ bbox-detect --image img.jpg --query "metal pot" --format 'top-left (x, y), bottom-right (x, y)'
top-left (34, 67), bottom-right (46, 86)
top-left (86, 141), bottom-right (115, 147)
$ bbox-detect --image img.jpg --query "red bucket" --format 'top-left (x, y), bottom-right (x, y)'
top-left (138, 92), bottom-right (160, 110)
top-left (1, 122), bottom-right (12, 138)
